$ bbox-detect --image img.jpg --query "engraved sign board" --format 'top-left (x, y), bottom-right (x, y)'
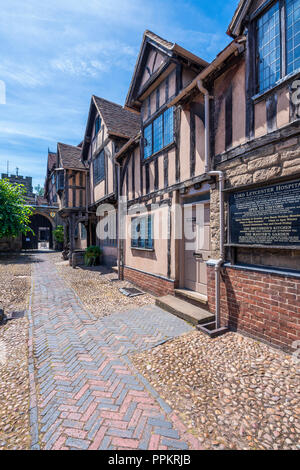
top-left (229, 180), bottom-right (300, 246)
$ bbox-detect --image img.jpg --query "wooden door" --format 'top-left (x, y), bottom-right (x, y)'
top-left (183, 203), bottom-right (211, 295)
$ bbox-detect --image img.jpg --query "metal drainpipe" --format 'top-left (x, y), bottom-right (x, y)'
top-left (115, 160), bottom-right (123, 280)
top-left (197, 80), bottom-right (225, 330)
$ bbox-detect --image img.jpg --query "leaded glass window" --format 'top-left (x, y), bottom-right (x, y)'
top-left (256, 0), bottom-right (300, 92)
top-left (144, 124), bottom-right (152, 159)
top-left (95, 116), bottom-right (101, 135)
top-left (163, 107), bottom-right (174, 146)
top-left (143, 107), bottom-right (174, 159)
top-left (93, 150), bottom-right (105, 184)
top-left (257, 2), bottom-right (281, 92)
top-left (153, 114), bottom-right (163, 154)
top-left (131, 215), bottom-right (153, 249)
top-left (286, 0), bottom-right (300, 73)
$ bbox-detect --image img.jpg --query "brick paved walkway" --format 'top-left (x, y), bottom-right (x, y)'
top-left (29, 254), bottom-right (201, 450)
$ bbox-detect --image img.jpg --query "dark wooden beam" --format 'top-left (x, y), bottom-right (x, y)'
top-left (131, 152), bottom-right (135, 197)
top-left (154, 158), bottom-right (158, 191)
top-left (145, 162), bottom-right (150, 194)
top-left (164, 153), bottom-right (169, 188)
top-left (245, 21), bottom-right (256, 140)
top-left (266, 93), bottom-right (278, 133)
top-left (175, 107), bottom-right (181, 182)
top-left (165, 75), bottom-right (169, 102)
top-left (215, 119), bottom-right (300, 165)
top-left (176, 63), bottom-right (182, 94)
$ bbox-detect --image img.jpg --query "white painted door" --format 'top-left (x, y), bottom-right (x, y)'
top-left (184, 203), bottom-right (211, 295)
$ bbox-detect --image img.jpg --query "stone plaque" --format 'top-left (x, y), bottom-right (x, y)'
top-left (229, 180), bottom-right (300, 246)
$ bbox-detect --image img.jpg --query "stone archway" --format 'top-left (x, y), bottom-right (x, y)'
top-left (34, 210), bottom-right (56, 228)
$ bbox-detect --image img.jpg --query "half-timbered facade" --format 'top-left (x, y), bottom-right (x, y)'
top-left (56, 142), bottom-right (89, 253)
top-left (48, 3), bottom-right (300, 352)
top-left (115, 31), bottom-right (211, 297)
top-left (167, 0), bottom-right (300, 351)
top-left (44, 150), bottom-right (58, 206)
top-left (80, 95), bottom-right (140, 266)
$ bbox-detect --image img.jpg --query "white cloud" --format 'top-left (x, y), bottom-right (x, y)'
top-left (0, 0), bottom-right (232, 188)
top-left (50, 40), bottom-right (138, 77)
top-left (0, 62), bottom-right (47, 88)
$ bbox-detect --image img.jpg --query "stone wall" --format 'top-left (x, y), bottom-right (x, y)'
top-left (221, 137), bottom-right (300, 188)
top-left (210, 133), bottom-right (300, 259)
top-left (208, 133), bottom-right (300, 351)
top-left (0, 235), bottom-right (22, 252)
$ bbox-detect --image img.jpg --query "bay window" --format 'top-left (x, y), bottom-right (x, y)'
top-left (56, 170), bottom-right (64, 191)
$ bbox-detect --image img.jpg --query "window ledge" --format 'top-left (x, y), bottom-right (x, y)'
top-left (94, 178), bottom-right (105, 187)
top-left (131, 247), bottom-right (154, 252)
top-left (252, 68), bottom-right (300, 103)
top-left (143, 142), bottom-right (175, 163)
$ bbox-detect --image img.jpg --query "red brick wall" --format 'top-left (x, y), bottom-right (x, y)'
top-left (123, 266), bottom-right (175, 297)
top-left (207, 265), bottom-right (300, 352)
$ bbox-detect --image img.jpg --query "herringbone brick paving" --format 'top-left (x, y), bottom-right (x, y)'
top-left (29, 254), bottom-right (201, 450)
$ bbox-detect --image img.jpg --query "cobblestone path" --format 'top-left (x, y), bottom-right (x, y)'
top-left (29, 254), bottom-right (199, 450)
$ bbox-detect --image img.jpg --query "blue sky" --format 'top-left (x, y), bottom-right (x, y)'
top-left (0, 0), bottom-right (237, 190)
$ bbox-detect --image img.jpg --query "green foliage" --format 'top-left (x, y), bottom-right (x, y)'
top-left (0, 179), bottom-right (34, 239)
top-left (84, 245), bottom-right (102, 266)
top-left (53, 225), bottom-right (64, 243)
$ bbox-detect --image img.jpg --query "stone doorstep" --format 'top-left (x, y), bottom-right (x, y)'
top-left (155, 295), bottom-right (214, 326)
top-left (174, 289), bottom-right (208, 309)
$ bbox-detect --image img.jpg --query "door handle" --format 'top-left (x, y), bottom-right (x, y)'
top-left (193, 252), bottom-right (203, 259)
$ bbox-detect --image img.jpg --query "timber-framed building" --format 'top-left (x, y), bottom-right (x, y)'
top-left (47, 1), bottom-right (300, 353)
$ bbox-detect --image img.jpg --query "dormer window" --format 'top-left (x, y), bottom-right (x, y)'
top-left (95, 116), bottom-right (101, 135)
top-left (257, 0), bottom-right (300, 93)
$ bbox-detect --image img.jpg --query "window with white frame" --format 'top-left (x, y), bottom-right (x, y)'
top-left (257, 0), bottom-right (300, 93)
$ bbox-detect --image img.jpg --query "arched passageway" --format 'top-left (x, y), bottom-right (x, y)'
top-left (22, 213), bottom-right (53, 250)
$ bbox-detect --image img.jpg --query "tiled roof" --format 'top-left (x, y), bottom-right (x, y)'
top-left (57, 143), bottom-right (87, 170)
top-left (47, 151), bottom-right (57, 172)
top-left (144, 31), bottom-right (208, 66)
top-left (227, 0), bottom-right (251, 37)
top-left (144, 30), bottom-right (174, 50)
top-left (93, 96), bottom-right (140, 139)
